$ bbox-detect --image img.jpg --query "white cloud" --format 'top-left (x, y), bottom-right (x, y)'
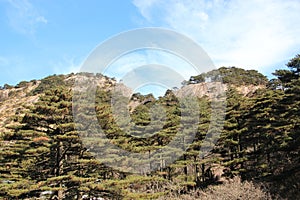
top-left (52, 56), bottom-right (82, 75)
top-left (5, 0), bottom-right (48, 35)
top-left (133, 0), bottom-right (160, 22)
top-left (103, 49), bottom-right (200, 96)
top-left (133, 0), bottom-right (300, 72)
top-left (35, 16), bottom-right (47, 24)
top-left (104, 49), bottom-right (199, 81)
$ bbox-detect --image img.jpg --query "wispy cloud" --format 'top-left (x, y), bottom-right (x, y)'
top-left (105, 49), bottom-right (199, 81)
top-left (5, 0), bottom-right (47, 35)
top-left (133, 0), bottom-right (300, 71)
top-left (52, 56), bottom-right (82, 75)
top-left (103, 49), bottom-right (200, 96)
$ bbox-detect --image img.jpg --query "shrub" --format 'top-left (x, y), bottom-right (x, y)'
top-left (160, 176), bottom-right (272, 200)
top-left (15, 81), bottom-right (28, 88)
top-left (31, 74), bottom-right (66, 95)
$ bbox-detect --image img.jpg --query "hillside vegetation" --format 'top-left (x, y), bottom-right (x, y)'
top-left (0, 55), bottom-right (299, 199)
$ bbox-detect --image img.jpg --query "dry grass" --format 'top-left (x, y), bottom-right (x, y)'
top-left (160, 176), bottom-right (272, 200)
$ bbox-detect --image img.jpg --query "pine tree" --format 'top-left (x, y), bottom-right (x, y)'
top-left (244, 88), bottom-right (284, 178)
top-left (1, 86), bottom-right (114, 199)
top-left (215, 88), bottom-right (246, 175)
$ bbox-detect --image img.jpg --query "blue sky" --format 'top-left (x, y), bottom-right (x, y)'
top-left (1, 0), bottom-right (300, 88)
top-left (0, 0), bottom-right (139, 85)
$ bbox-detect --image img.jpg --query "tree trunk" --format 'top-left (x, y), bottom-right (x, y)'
top-left (183, 154), bottom-right (188, 182)
top-left (56, 141), bottom-right (64, 200)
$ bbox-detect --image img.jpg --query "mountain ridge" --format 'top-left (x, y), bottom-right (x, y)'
top-left (0, 67), bottom-right (267, 134)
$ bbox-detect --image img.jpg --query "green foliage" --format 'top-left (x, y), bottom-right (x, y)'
top-left (1, 55), bottom-right (300, 199)
top-left (15, 80), bottom-right (29, 88)
top-left (31, 74), bottom-right (67, 95)
top-left (187, 67), bottom-right (268, 85)
top-left (3, 83), bottom-right (14, 89)
top-left (273, 54), bottom-right (300, 88)
top-left (0, 85), bottom-right (115, 199)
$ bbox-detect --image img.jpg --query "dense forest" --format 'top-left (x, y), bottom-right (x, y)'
top-left (0, 55), bottom-right (299, 199)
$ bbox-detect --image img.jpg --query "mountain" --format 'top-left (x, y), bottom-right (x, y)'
top-left (0, 68), bottom-right (265, 134)
top-left (0, 81), bottom-right (40, 134)
top-left (0, 61), bottom-right (299, 199)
